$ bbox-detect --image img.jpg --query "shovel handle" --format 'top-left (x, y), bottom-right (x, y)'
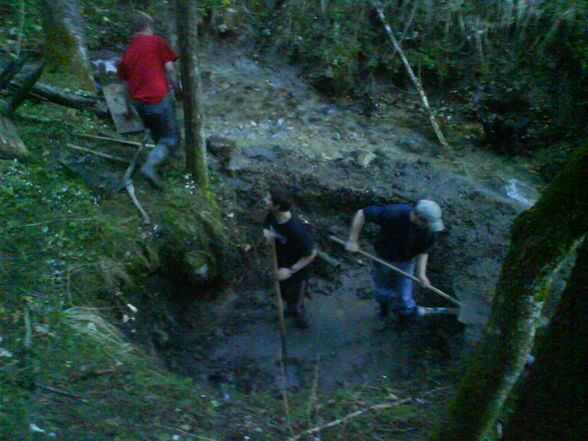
top-left (329, 235), bottom-right (462, 307)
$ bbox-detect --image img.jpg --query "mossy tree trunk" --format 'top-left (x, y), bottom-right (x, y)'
top-left (176, 0), bottom-right (210, 195)
top-left (502, 239), bottom-right (588, 441)
top-left (430, 143), bottom-right (588, 441)
top-left (41, 0), bottom-right (95, 92)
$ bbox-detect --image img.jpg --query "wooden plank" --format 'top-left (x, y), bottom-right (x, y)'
top-left (102, 83), bottom-right (144, 134)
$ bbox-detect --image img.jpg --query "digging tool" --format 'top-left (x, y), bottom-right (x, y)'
top-left (115, 140), bottom-right (151, 224)
top-left (269, 239), bottom-right (289, 368)
top-left (329, 235), bottom-right (486, 325)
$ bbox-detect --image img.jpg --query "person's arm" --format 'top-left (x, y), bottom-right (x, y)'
top-left (277, 250), bottom-right (317, 281)
top-left (346, 209), bottom-right (365, 252)
top-left (165, 61), bottom-right (181, 99)
top-left (415, 253), bottom-right (431, 287)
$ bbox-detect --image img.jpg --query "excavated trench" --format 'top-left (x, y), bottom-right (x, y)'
top-left (125, 142), bottom-right (534, 396)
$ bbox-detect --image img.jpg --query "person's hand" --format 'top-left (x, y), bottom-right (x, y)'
top-left (345, 241), bottom-right (359, 252)
top-left (277, 268), bottom-right (292, 281)
top-left (417, 275), bottom-right (431, 288)
top-left (263, 229), bottom-right (276, 243)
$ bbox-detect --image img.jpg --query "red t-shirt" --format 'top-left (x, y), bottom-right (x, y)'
top-left (118, 34), bottom-right (178, 104)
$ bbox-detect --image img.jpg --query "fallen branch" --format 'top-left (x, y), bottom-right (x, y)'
top-left (287, 398), bottom-right (411, 441)
top-left (64, 143), bottom-right (129, 163)
top-left (7, 80), bottom-right (107, 116)
top-left (33, 382), bottom-right (88, 402)
top-left (372, 2), bottom-right (450, 149)
top-left (73, 132), bottom-right (154, 149)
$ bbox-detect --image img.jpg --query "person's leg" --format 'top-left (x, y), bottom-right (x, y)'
top-left (389, 260), bottom-right (416, 316)
top-left (133, 96), bottom-right (180, 186)
top-left (373, 262), bottom-right (395, 317)
top-left (280, 276), bottom-right (308, 328)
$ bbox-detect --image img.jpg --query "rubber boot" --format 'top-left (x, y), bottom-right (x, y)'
top-left (140, 143), bottom-right (167, 189)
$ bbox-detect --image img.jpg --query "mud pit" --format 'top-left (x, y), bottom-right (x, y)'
top-left (110, 46), bottom-right (542, 399)
top-left (195, 270), bottom-right (464, 394)
top-left (153, 140), bottom-right (531, 396)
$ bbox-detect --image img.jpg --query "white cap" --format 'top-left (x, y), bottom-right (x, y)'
top-left (415, 200), bottom-right (444, 232)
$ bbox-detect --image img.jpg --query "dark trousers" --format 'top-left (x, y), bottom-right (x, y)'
top-left (280, 275), bottom-right (308, 313)
top-left (132, 94), bottom-right (180, 158)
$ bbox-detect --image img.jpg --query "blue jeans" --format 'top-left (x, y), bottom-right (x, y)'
top-left (132, 94), bottom-right (180, 156)
top-left (373, 259), bottom-right (416, 316)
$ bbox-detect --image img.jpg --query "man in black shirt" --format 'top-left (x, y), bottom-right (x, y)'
top-left (263, 189), bottom-right (317, 328)
top-left (345, 200), bottom-right (444, 320)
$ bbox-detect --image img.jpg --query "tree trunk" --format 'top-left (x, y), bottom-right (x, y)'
top-left (502, 239), bottom-right (588, 441)
top-left (176, 0), bottom-right (210, 193)
top-left (429, 143), bottom-right (588, 441)
top-left (41, 0), bottom-right (95, 92)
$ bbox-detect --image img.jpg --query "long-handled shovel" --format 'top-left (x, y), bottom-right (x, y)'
top-left (329, 236), bottom-right (485, 325)
top-left (270, 239), bottom-right (289, 365)
top-left (269, 240), bottom-right (294, 431)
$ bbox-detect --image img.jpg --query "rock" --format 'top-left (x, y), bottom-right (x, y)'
top-left (206, 136), bottom-right (238, 163)
top-left (225, 152), bottom-right (253, 175)
top-left (0, 115), bottom-right (29, 160)
top-left (356, 151), bottom-right (376, 168)
top-left (241, 144), bottom-right (279, 162)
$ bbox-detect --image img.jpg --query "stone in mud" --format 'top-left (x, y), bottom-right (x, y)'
top-left (0, 115), bottom-right (29, 160)
top-left (206, 136), bottom-right (238, 164)
top-left (225, 152), bottom-right (253, 176)
top-left (356, 151), bottom-right (377, 168)
top-left (241, 144), bottom-right (279, 162)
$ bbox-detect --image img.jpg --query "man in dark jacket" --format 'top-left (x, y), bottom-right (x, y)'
top-left (263, 189), bottom-right (317, 328)
top-left (346, 200), bottom-right (444, 320)
top-left (118, 12), bottom-right (180, 188)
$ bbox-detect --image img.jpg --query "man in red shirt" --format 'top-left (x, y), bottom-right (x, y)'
top-left (118, 12), bottom-right (180, 188)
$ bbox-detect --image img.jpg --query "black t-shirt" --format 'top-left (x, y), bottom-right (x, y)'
top-left (264, 212), bottom-right (315, 277)
top-left (363, 204), bottom-right (435, 262)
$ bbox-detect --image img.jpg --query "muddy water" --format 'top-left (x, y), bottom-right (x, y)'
top-left (182, 266), bottom-right (463, 394)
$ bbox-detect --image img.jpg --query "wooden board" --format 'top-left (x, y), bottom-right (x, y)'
top-left (102, 83), bottom-right (144, 134)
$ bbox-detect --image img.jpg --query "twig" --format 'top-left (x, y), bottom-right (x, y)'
top-left (305, 355), bottom-right (320, 429)
top-left (15, 0), bottom-right (26, 58)
top-left (65, 143), bottom-right (129, 163)
top-left (73, 132), bottom-right (154, 149)
top-left (18, 217), bottom-right (93, 228)
top-left (24, 307), bottom-right (32, 349)
top-left (150, 423), bottom-right (218, 441)
top-left (287, 399), bottom-right (411, 441)
top-left (372, 2), bottom-right (450, 149)
top-left (33, 382), bottom-right (89, 402)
